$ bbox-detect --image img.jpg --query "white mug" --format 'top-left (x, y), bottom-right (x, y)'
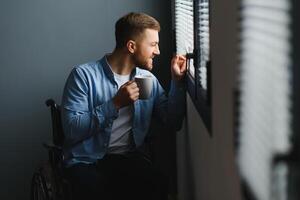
top-left (134, 75), bottom-right (153, 100)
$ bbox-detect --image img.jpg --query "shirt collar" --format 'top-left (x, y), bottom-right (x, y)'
top-left (100, 55), bottom-right (114, 80)
top-left (100, 54), bottom-right (138, 81)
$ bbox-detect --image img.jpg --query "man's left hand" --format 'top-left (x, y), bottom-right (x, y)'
top-left (171, 55), bottom-right (187, 82)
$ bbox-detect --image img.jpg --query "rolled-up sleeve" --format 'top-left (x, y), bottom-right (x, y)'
top-left (61, 68), bottom-right (118, 146)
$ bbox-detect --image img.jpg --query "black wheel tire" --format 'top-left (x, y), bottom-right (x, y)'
top-left (31, 172), bottom-right (50, 200)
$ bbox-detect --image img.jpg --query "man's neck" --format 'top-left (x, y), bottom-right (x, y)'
top-left (107, 49), bottom-right (134, 75)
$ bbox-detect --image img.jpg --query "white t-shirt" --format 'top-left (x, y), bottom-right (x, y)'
top-left (107, 72), bottom-right (134, 154)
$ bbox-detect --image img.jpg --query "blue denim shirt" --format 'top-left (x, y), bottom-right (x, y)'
top-left (61, 55), bottom-right (186, 167)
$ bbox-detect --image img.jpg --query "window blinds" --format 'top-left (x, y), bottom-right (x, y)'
top-left (198, 0), bottom-right (210, 90)
top-left (175, 0), bottom-right (210, 91)
top-left (237, 0), bottom-right (292, 200)
top-left (175, 0), bottom-right (194, 76)
top-left (175, 0), bottom-right (194, 55)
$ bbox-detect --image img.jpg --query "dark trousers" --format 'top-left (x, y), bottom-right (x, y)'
top-left (64, 151), bottom-right (168, 200)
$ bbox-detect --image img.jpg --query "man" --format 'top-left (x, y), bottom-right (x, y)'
top-left (61, 12), bottom-right (186, 200)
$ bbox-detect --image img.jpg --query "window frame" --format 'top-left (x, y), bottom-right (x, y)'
top-left (185, 0), bottom-right (212, 134)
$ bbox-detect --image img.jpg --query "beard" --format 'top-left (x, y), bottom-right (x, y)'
top-left (132, 54), bottom-right (154, 71)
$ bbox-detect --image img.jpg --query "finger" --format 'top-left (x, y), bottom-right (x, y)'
top-left (171, 55), bottom-right (178, 63)
top-left (180, 64), bottom-right (187, 73)
top-left (121, 80), bottom-right (134, 88)
top-left (129, 87), bottom-right (139, 95)
top-left (180, 66), bottom-right (187, 73)
top-left (128, 82), bottom-right (138, 89)
top-left (173, 54), bottom-right (186, 61)
top-left (126, 80), bottom-right (135, 85)
top-left (134, 92), bottom-right (140, 100)
top-left (130, 92), bottom-right (139, 101)
top-left (178, 55), bottom-right (186, 60)
top-left (123, 82), bottom-right (137, 91)
top-left (180, 59), bottom-right (187, 67)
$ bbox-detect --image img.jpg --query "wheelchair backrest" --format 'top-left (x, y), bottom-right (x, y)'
top-left (46, 99), bottom-right (65, 147)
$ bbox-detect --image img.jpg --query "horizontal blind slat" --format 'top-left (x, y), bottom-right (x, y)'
top-left (242, 0), bottom-right (290, 10)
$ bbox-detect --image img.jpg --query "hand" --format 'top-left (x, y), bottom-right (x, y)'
top-left (113, 80), bottom-right (139, 110)
top-left (171, 55), bottom-right (187, 82)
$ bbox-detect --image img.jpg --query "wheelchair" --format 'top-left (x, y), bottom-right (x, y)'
top-left (31, 99), bottom-right (157, 200)
top-left (31, 99), bottom-right (71, 200)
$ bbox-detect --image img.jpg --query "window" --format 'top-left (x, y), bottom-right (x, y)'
top-left (198, 0), bottom-right (210, 90)
top-left (174, 0), bottom-right (212, 133)
top-left (174, 0), bottom-right (194, 65)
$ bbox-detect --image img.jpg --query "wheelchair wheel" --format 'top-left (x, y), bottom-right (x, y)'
top-left (31, 171), bottom-right (51, 200)
top-left (31, 162), bottom-right (58, 200)
top-left (31, 162), bottom-right (71, 200)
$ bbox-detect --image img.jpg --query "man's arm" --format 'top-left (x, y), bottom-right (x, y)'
top-left (61, 68), bottom-right (119, 146)
top-left (61, 67), bottom-right (140, 146)
top-left (153, 55), bottom-right (187, 131)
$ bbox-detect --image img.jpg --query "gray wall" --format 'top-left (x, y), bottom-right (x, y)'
top-left (0, 0), bottom-right (172, 199)
top-left (176, 0), bottom-right (242, 199)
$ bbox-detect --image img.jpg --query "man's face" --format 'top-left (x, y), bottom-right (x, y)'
top-left (132, 29), bottom-right (160, 71)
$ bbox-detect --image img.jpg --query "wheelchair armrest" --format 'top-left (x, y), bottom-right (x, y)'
top-left (43, 142), bottom-right (65, 167)
top-left (43, 142), bottom-right (62, 151)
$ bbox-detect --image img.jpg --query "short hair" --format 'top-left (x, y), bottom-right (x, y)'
top-left (115, 12), bottom-right (160, 49)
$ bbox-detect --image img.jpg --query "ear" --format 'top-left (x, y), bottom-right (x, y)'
top-left (126, 40), bottom-right (136, 54)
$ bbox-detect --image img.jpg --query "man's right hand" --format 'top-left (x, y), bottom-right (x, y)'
top-left (113, 80), bottom-right (139, 110)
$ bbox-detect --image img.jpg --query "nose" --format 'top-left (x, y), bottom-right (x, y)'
top-left (154, 45), bottom-right (160, 55)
